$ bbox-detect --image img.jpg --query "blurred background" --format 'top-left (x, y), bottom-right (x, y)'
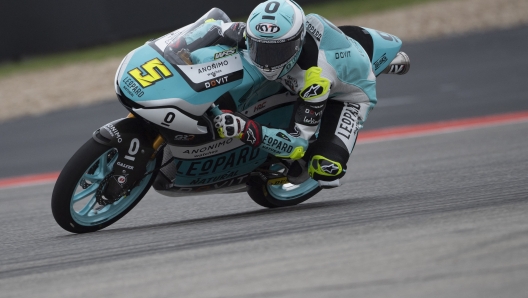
top-left (0, 0), bottom-right (449, 62)
top-left (0, 0), bottom-right (526, 123)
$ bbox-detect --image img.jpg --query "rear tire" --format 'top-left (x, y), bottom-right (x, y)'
top-left (51, 138), bottom-right (161, 233)
top-left (246, 164), bottom-right (322, 208)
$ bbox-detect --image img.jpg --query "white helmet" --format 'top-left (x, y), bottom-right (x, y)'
top-left (246, 0), bottom-right (306, 80)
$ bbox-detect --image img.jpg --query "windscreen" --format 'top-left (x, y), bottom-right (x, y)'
top-left (164, 8), bottom-right (234, 66)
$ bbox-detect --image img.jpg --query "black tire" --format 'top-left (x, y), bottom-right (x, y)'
top-left (51, 138), bottom-right (161, 234)
top-left (246, 175), bottom-right (322, 208)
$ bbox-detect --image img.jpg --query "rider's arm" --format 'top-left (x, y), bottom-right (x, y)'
top-left (214, 67), bottom-right (331, 160)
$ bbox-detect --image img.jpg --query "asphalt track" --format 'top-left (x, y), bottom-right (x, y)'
top-left (0, 26), bottom-right (527, 297)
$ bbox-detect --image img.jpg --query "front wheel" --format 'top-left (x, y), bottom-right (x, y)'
top-left (247, 164), bottom-right (322, 208)
top-left (51, 138), bottom-right (161, 233)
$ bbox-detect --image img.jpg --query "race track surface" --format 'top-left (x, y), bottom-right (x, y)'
top-left (0, 26), bottom-right (527, 297)
top-left (1, 121), bottom-right (527, 297)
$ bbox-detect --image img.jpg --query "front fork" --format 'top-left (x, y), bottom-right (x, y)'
top-left (93, 114), bottom-right (165, 202)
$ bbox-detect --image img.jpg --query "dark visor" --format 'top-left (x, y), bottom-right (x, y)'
top-left (248, 36), bottom-right (302, 69)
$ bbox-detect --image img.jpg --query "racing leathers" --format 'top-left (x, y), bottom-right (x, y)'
top-left (215, 14), bottom-right (377, 182)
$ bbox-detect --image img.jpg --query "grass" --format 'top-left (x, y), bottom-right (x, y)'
top-left (0, 0), bottom-right (442, 78)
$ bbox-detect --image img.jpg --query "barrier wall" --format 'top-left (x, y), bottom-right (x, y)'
top-left (1, 0), bottom-right (328, 62)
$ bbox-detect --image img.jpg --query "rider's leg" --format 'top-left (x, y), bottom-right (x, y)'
top-left (306, 100), bottom-right (371, 182)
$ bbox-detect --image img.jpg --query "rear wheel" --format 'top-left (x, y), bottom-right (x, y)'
top-left (247, 163), bottom-right (322, 208)
top-left (51, 138), bottom-right (161, 233)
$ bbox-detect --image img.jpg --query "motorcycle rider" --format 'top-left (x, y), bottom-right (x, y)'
top-left (213, 0), bottom-right (377, 186)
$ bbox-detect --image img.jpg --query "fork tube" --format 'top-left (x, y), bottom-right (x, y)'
top-left (151, 135), bottom-right (165, 158)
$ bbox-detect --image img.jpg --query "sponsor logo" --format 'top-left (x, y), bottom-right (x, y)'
top-left (181, 138), bottom-right (234, 158)
top-left (117, 162), bottom-right (134, 170)
top-left (388, 64), bottom-right (406, 74)
top-left (304, 108), bottom-right (323, 117)
top-left (306, 21), bottom-right (322, 41)
top-left (253, 101), bottom-right (267, 113)
top-left (335, 51), bottom-right (351, 59)
top-left (267, 177), bottom-right (289, 185)
top-left (276, 132), bottom-right (291, 142)
top-left (246, 129), bottom-right (257, 144)
top-left (261, 135), bottom-right (293, 155)
top-left (113, 175), bottom-right (128, 185)
top-left (206, 70), bottom-right (222, 77)
top-left (303, 117), bottom-right (318, 125)
top-left (298, 100), bottom-right (325, 126)
top-left (336, 102), bottom-right (361, 140)
top-left (255, 23), bottom-right (280, 34)
top-left (322, 163), bottom-right (339, 174)
top-left (374, 53), bottom-right (388, 70)
top-left (177, 146), bottom-right (262, 176)
top-left (103, 124), bottom-right (123, 143)
top-left (301, 84), bottom-right (323, 99)
top-left (128, 58), bottom-right (173, 88)
top-left (242, 121), bottom-right (261, 147)
top-left (205, 76), bottom-right (229, 88)
top-left (198, 60), bottom-right (229, 74)
top-left (175, 135), bottom-right (195, 141)
top-left (214, 48), bottom-right (237, 60)
top-left (190, 170), bottom-right (239, 185)
top-left (121, 77), bottom-right (144, 98)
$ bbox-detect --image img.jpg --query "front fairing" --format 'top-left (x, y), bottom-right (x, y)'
top-left (116, 44), bottom-right (244, 116)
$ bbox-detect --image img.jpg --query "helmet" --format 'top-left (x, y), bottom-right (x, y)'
top-left (246, 0), bottom-right (306, 80)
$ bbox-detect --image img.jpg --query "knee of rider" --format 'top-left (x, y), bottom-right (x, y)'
top-left (307, 142), bottom-right (349, 181)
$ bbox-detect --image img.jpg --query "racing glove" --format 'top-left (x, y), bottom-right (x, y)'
top-left (214, 111), bottom-right (261, 144)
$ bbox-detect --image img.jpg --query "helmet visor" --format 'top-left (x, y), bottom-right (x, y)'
top-left (248, 34), bottom-right (302, 70)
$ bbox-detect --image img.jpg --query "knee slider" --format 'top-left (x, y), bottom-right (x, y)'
top-left (308, 155), bottom-right (346, 181)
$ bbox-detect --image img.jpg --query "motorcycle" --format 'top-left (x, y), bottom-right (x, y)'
top-left (51, 8), bottom-right (410, 233)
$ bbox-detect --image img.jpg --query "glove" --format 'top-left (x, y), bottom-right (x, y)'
top-left (214, 111), bottom-right (262, 147)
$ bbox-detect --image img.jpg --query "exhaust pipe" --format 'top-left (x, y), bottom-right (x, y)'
top-left (382, 51), bottom-right (410, 75)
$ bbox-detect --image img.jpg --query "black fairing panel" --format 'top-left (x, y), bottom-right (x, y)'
top-left (93, 118), bottom-right (159, 200)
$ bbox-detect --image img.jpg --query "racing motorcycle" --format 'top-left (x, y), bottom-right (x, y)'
top-left (51, 8), bottom-right (410, 233)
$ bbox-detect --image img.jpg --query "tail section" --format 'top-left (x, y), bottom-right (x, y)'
top-left (382, 51), bottom-right (410, 75)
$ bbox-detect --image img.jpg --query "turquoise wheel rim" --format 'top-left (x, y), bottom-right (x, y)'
top-left (69, 148), bottom-right (155, 226)
top-left (267, 164), bottom-right (320, 201)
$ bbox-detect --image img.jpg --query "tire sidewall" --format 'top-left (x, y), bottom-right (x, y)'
top-left (51, 138), bottom-right (160, 233)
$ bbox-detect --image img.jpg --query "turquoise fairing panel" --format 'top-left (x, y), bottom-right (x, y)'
top-left (255, 104), bottom-right (293, 129)
top-left (361, 27), bottom-right (403, 76)
top-left (228, 53), bottom-right (284, 111)
top-left (171, 146), bottom-right (268, 186)
top-left (228, 55), bottom-right (261, 104)
top-left (171, 104), bottom-right (294, 187)
top-left (119, 45), bottom-right (243, 106)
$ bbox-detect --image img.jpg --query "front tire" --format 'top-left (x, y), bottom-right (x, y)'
top-left (51, 138), bottom-right (161, 233)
